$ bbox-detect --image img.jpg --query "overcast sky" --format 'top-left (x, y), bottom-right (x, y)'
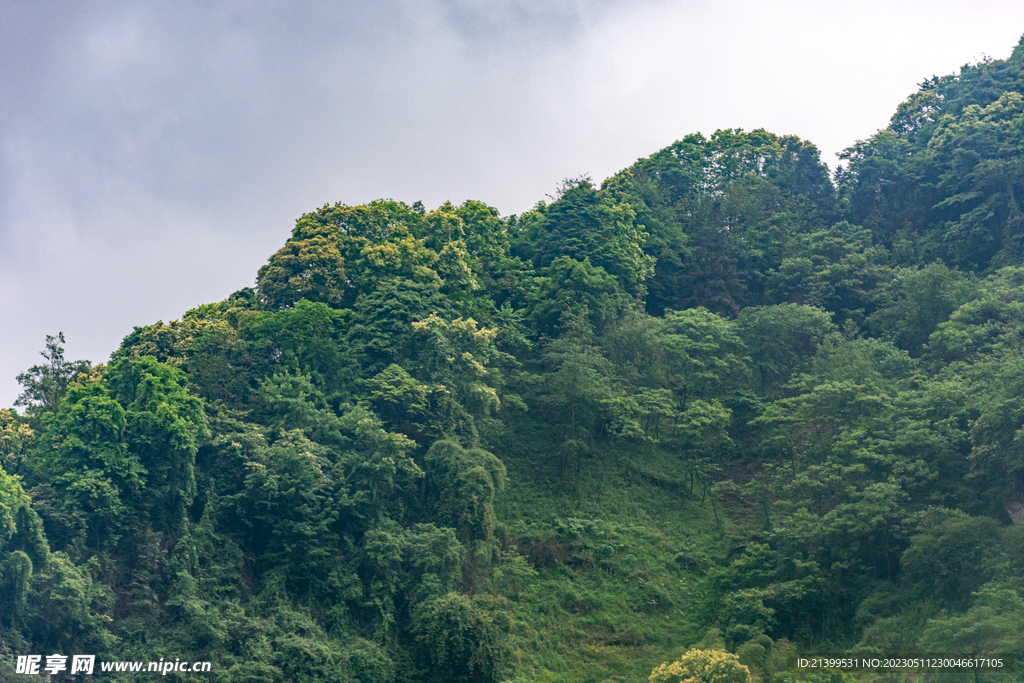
top-left (3, 0), bottom-right (1024, 408)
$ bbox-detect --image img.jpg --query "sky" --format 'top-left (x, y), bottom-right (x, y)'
top-left (3, 0), bottom-right (1024, 408)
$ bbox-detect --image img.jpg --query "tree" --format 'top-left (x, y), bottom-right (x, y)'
top-left (333, 404), bottom-right (422, 522)
top-left (528, 256), bottom-right (632, 335)
top-left (524, 182), bottom-right (653, 298)
top-left (348, 277), bottom-right (452, 376)
top-left (919, 585), bottom-right (1024, 683)
top-left (358, 522), bottom-right (465, 645)
top-left (30, 378), bottom-right (144, 557)
top-left (366, 364), bottom-right (430, 439)
top-left (407, 313), bottom-right (517, 446)
top-left (115, 309), bottom-right (256, 406)
top-left (737, 304), bottom-right (834, 397)
top-left (411, 592), bottom-right (513, 683)
top-left (15, 333), bottom-right (90, 417)
top-left (252, 370), bottom-right (346, 447)
top-left (867, 262), bottom-right (978, 355)
top-left (0, 463), bottom-right (49, 630)
top-left (423, 440), bottom-right (506, 572)
top-left (649, 649), bottom-right (751, 683)
top-left (110, 356), bottom-right (210, 536)
top-left (900, 510), bottom-right (1001, 610)
top-left (613, 129), bottom-right (836, 314)
top-left (765, 222), bottom-right (893, 327)
top-left (537, 309), bottom-right (614, 486)
top-left (958, 355), bottom-right (1024, 514)
top-left (657, 308), bottom-right (747, 410)
top-left (0, 409), bottom-right (34, 475)
top-left (242, 299), bottom-right (357, 400)
top-left (238, 429), bottom-right (339, 594)
top-left (21, 553), bottom-right (115, 657)
top-left (256, 236), bottom-right (349, 310)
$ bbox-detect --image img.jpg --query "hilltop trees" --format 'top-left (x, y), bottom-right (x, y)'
top-left (15, 333), bottom-right (90, 418)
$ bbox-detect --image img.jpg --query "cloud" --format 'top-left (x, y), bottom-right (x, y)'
top-left (2, 0), bottom-right (1024, 406)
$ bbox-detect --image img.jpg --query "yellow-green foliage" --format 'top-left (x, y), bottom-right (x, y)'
top-left (649, 649), bottom-right (751, 683)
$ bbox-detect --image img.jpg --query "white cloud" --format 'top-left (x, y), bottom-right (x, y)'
top-left (2, 0), bottom-right (1024, 405)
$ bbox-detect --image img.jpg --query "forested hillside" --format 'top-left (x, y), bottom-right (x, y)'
top-left (5, 36), bottom-right (1024, 683)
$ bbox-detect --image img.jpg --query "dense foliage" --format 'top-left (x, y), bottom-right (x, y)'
top-left (6, 35), bottom-right (1024, 683)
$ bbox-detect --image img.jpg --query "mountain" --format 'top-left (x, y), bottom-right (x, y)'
top-left (4, 34), bottom-right (1024, 683)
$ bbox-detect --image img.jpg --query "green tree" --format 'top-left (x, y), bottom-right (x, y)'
top-left (0, 464), bottom-right (49, 634)
top-left (537, 309), bottom-right (614, 486)
top-left (523, 181), bottom-right (653, 298)
top-left (657, 307), bottom-right (747, 410)
top-left (615, 129), bottom-right (835, 314)
top-left (765, 222), bottom-right (893, 326)
top-left (528, 256), bottom-right (632, 335)
top-left (737, 304), bottom-right (834, 398)
top-left (241, 299), bottom-right (357, 400)
top-left (649, 648), bottom-right (751, 683)
top-left (366, 364), bottom-right (430, 439)
top-left (423, 440), bottom-right (506, 572)
top-left (411, 592), bottom-right (513, 683)
top-left (358, 522), bottom-right (465, 646)
top-left (348, 277), bottom-right (453, 376)
top-left (919, 585), bottom-right (1024, 683)
top-left (111, 356), bottom-right (210, 536)
top-left (238, 429), bottom-right (339, 594)
top-left (0, 409), bottom-right (34, 475)
top-left (900, 509), bottom-right (1001, 610)
top-left (15, 333), bottom-right (90, 417)
top-left (21, 553), bottom-right (114, 655)
top-left (30, 378), bottom-right (144, 557)
top-left (256, 236), bottom-right (349, 310)
top-left (867, 262), bottom-right (978, 355)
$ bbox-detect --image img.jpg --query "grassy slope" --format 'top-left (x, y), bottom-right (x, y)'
top-left (492, 437), bottom-right (732, 683)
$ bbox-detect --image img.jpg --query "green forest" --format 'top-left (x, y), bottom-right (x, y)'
top-left (6, 35), bottom-right (1024, 683)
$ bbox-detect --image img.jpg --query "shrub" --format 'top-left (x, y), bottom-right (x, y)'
top-left (649, 648), bottom-right (751, 683)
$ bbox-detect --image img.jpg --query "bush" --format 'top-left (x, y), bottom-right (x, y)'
top-left (412, 592), bottom-right (513, 683)
top-left (649, 649), bottom-right (751, 683)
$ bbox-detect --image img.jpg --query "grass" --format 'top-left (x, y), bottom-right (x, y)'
top-left (491, 440), bottom-right (737, 682)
